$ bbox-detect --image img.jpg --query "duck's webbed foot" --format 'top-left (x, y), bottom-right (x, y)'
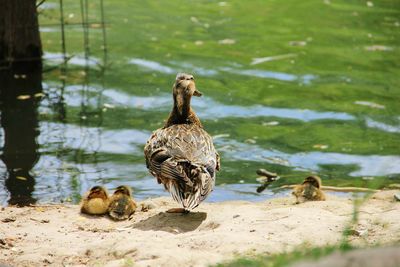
top-left (166, 208), bottom-right (190, 214)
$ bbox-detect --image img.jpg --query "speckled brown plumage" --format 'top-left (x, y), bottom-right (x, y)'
top-left (144, 73), bottom-right (220, 211)
top-left (108, 185), bottom-right (137, 220)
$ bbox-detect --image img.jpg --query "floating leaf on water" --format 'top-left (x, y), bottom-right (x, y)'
top-left (16, 176), bottom-right (27, 181)
top-left (364, 45), bottom-right (393, 52)
top-left (313, 144), bottom-right (328, 149)
top-left (213, 133), bottom-right (230, 139)
top-left (264, 156), bottom-right (289, 166)
top-left (103, 103), bottom-right (115, 109)
top-left (34, 92), bottom-right (45, 98)
top-left (362, 176), bottom-right (374, 180)
top-left (195, 40), bottom-right (204, 46)
top-left (289, 41), bottom-right (307, 46)
top-left (90, 23), bottom-right (102, 29)
top-left (17, 95), bottom-right (31, 100)
top-left (262, 121), bottom-right (279, 126)
top-left (218, 39), bottom-right (236, 45)
top-left (190, 16), bottom-right (199, 24)
top-left (251, 54), bottom-right (297, 65)
top-left (354, 100), bottom-right (385, 109)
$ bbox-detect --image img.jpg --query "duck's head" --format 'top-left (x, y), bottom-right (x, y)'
top-left (302, 176), bottom-right (321, 188)
top-left (173, 73), bottom-right (202, 98)
top-left (87, 186), bottom-right (108, 200)
top-left (113, 185), bottom-right (132, 196)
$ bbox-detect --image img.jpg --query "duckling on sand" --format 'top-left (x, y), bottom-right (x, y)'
top-left (80, 186), bottom-right (110, 215)
top-left (108, 185), bottom-right (137, 220)
top-left (292, 175), bottom-right (326, 204)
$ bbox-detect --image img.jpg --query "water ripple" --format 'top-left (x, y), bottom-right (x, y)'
top-left (128, 58), bottom-right (175, 74)
top-left (128, 58), bottom-right (316, 83)
top-left (91, 87), bottom-right (355, 122)
top-left (39, 122), bottom-right (151, 155)
top-left (220, 67), bottom-right (316, 84)
top-left (217, 138), bottom-right (400, 177)
top-left (366, 118), bottom-right (400, 133)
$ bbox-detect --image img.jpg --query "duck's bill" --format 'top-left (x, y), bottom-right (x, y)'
top-left (194, 89), bottom-right (202, 97)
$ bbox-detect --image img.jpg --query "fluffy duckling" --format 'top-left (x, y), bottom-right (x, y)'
top-left (80, 186), bottom-right (110, 215)
top-left (292, 175), bottom-right (326, 204)
top-left (144, 73), bottom-right (220, 213)
top-left (108, 185), bottom-right (137, 220)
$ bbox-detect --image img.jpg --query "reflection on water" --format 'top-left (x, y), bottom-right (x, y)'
top-left (0, 65), bottom-right (42, 206)
top-left (129, 58), bottom-right (175, 74)
top-left (60, 86), bottom-right (400, 133)
top-left (365, 118), bottom-right (400, 134)
top-left (216, 138), bottom-right (400, 177)
top-left (62, 86), bottom-right (355, 122)
top-left (40, 122), bottom-right (150, 154)
top-left (219, 67), bottom-right (316, 84)
top-left (43, 52), bottom-right (101, 67)
top-left (128, 57), bottom-right (316, 83)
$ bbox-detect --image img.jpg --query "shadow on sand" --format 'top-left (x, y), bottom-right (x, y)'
top-left (132, 211), bottom-right (207, 234)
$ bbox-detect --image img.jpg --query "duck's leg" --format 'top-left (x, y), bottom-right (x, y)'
top-left (166, 208), bottom-right (189, 214)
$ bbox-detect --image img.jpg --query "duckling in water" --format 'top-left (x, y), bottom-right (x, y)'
top-left (292, 175), bottom-right (326, 204)
top-left (108, 185), bottom-right (137, 220)
top-left (80, 186), bottom-right (110, 215)
top-left (144, 73), bottom-right (220, 213)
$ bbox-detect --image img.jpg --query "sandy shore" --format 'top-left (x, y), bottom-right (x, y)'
top-left (0, 190), bottom-right (399, 267)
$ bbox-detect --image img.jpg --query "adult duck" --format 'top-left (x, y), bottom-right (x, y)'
top-left (144, 73), bottom-right (220, 213)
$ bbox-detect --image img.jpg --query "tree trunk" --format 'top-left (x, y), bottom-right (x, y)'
top-left (0, 0), bottom-right (43, 206)
top-left (0, 0), bottom-right (42, 70)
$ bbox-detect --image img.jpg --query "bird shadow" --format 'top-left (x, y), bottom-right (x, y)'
top-left (132, 211), bottom-right (207, 234)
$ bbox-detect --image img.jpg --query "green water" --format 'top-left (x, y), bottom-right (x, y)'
top-left (1, 0), bottom-right (399, 205)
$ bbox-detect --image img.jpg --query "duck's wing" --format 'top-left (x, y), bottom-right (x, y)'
top-left (145, 124), bottom-right (218, 179)
top-left (144, 124), bottom-right (219, 209)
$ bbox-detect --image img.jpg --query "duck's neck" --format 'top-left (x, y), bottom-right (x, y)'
top-left (165, 94), bottom-right (202, 128)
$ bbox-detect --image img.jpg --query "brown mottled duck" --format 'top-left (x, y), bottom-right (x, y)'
top-left (80, 186), bottom-right (110, 215)
top-left (108, 185), bottom-right (137, 220)
top-left (144, 73), bottom-right (220, 213)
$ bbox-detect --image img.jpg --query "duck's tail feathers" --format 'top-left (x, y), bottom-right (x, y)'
top-left (167, 166), bottom-right (215, 210)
